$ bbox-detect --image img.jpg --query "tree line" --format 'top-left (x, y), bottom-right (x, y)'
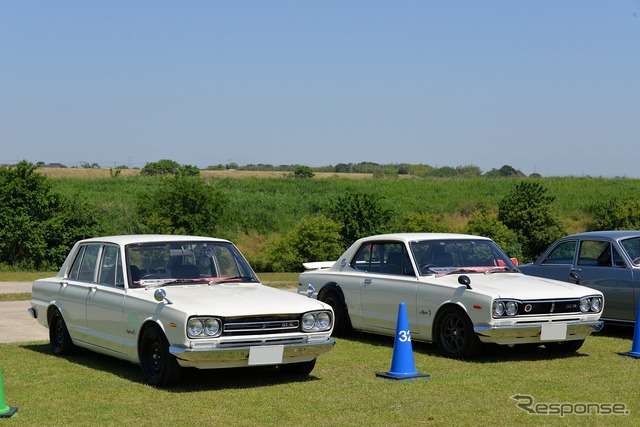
top-left (36, 159), bottom-right (535, 179)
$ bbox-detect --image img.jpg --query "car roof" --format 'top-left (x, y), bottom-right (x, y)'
top-left (77, 235), bottom-right (231, 246)
top-left (355, 233), bottom-right (492, 243)
top-left (564, 230), bottom-right (640, 241)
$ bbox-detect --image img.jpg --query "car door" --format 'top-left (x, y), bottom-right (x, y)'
top-left (85, 244), bottom-right (126, 353)
top-left (357, 242), bottom-right (420, 336)
top-left (571, 240), bottom-right (635, 322)
top-left (60, 243), bottom-right (101, 342)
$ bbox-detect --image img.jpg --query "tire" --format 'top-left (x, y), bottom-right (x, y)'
top-left (435, 306), bottom-right (482, 359)
top-left (49, 308), bottom-right (77, 356)
top-left (545, 339), bottom-right (585, 353)
top-left (279, 359), bottom-right (316, 375)
top-left (139, 324), bottom-right (182, 386)
top-left (319, 289), bottom-right (352, 336)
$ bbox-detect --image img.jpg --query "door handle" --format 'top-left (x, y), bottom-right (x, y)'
top-left (363, 278), bottom-right (372, 286)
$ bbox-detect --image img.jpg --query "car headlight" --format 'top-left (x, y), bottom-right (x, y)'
top-left (590, 296), bottom-right (602, 313)
top-left (301, 311), bottom-right (333, 332)
top-left (505, 301), bottom-right (518, 316)
top-left (188, 317), bottom-right (222, 338)
top-left (492, 301), bottom-right (505, 317)
top-left (580, 296), bottom-right (603, 313)
top-left (492, 300), bottom-right (520, 318)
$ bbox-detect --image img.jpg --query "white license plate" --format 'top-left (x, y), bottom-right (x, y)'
top-left (540, 323), bottom-right (567, 341)
top-left (248, 345), bottom-right (284, 365)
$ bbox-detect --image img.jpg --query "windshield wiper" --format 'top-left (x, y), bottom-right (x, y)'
top-left (208, 276), bottom-right (258, 285)
top-left (484, 266), bottom-right (518, 274)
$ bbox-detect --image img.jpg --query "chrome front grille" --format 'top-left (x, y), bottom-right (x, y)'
top-left (223, 315), bottom-right (300, 336)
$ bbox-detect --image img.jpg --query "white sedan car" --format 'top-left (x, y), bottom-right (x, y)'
top-left (298, 233), bottom-right (604, 359)
top-left (29, 235), bottom-right (334, 386)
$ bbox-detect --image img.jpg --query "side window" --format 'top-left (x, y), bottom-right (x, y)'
top-left (577, 240), bottom-right (610, 266)
top-left (351, 243), bottom-right (375, 272)
top-left (69, 244), bottom-right (100, 282)
top-left (382, 243), bottom-right (414, 276)
top-left (68, 246), bottom-right (87, 280)
top-left (541, 241), bottom-right (577, 265)
top-left (98, 245), bottom-right (123, 287)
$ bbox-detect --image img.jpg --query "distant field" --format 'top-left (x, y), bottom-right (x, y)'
top-left (37, 167), bottom-right (375, 180)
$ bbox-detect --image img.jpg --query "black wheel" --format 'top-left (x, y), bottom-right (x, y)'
top-left (279, 359), bottom-right (316, 375)
top-left (49, 308), bottom-right (77, 356)
top-left (319, 289), bottom-right (352, 336)
top-left (139, 324), bottom-right (181, 386)
top-left (545, 339), bottom-right (584, 353)
top-left (435, 306), bottom-right (482, 359)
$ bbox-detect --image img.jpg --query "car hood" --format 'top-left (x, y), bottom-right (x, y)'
top-left (430, 273), bottom-right (602, 299)
top-left (133, 283), bottom-right (328, 316)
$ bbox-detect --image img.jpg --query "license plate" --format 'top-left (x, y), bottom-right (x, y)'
top-left (248, 345), bottom-right (284, 365)
top-left (541, 323), bottom-right (567, 341)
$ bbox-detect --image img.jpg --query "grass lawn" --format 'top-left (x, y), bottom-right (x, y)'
top-left (1, 327), bottom-right (638, 426)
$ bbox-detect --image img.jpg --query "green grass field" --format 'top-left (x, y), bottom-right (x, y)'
top-left (1, 327), bottom-right (638, 426)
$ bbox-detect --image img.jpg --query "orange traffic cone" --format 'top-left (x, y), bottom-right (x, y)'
top-left (0, 368), bottom-right (18, 418)
top-left (376, 302), bottom-right (430, 381)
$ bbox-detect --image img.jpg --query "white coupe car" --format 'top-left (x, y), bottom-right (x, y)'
top-left (29, 235), bottom-right (335, 386)
top-left (298, 233), bottom-right (604, 359)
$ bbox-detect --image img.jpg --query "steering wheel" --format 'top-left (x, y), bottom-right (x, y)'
top-left (140, 274), bottom-right (161, 280)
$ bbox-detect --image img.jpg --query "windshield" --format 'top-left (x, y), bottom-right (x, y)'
top-left (125, 240), bottom-right (258, 287)
top-left (410, 239), bottom-right (518, 276)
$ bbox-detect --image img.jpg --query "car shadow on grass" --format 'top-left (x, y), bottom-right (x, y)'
top-left (21, 342), bottom-right (323, 391)
top-left (339, 330), bottom-right (590, 364)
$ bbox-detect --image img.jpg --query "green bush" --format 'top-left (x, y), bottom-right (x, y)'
top-left (498, 181), bottom-right (565, 261)
top-left (325, 191), bottom-right (394, 247)
top-left (464, 209), bottom-right (523, 261)
top-left (137, 176), bottom-right (228, 236)
top-left (267, 215), bottom-right (344, 272)
top-left (587, 197), bottom-right (640, 230)
top-left (401, 211), bottom-right (451, 233)
top-left (0, 161), bottom-right (98, 269)
top-left (140, 159), bottom-right (200, 177)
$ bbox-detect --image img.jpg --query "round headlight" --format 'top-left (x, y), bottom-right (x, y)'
top-left (302, 313), bottom-right (316, 331)
top-left (493, 301), bottom-right (505, 317)
top-left (187, 318), bottom-right (204, 337)
top-left (580, 297), bottom-right (591, 313)
top-left (204, 318), bottom-right (221, 336)
top-left (317, 312), bottom-right (331, 329)
top-left (505, 301), bottom-right (518, 316)
top-left (590, 297), bottom-right (602, 313)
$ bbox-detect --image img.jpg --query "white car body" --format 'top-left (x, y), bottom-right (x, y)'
top-left (298, 233), bottom-right (604, 358)
top-left (30, 235), bottom-right (334, 386)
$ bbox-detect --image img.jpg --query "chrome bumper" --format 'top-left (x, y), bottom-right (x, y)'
top-left (170, 338), bottom-right (335, 368)
top-left (474, 320), bottom-right (604, 345)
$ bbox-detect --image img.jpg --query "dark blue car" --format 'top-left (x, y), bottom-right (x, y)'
top-left (520, 231), bottom-right (640, 325)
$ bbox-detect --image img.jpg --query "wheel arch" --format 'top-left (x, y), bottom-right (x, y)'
top-left (431, 302), bottom-right (471, 339)
top-left (317, 282), bottom-right (347, 307)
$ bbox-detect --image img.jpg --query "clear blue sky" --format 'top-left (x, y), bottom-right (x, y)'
top-left (2, 1), bottom-right (639, 177)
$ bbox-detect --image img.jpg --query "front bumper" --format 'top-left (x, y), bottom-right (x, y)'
top-left (170, 338), bottom-right (336, 369)
top-left (474, 320), bottom-right (604, 345)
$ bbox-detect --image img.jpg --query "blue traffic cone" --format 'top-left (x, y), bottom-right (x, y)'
top-left (620, 296), bottom-right (640, 359)
top-left (376, 302), bottom-right (430, 381)
top-left (0, 367), bottom-right (18, 419)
